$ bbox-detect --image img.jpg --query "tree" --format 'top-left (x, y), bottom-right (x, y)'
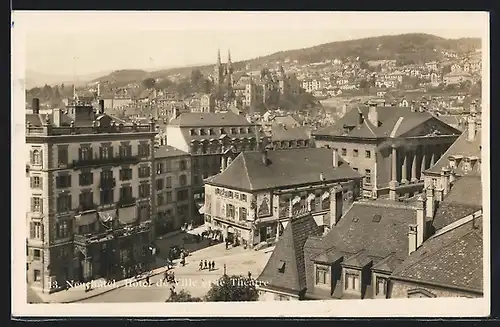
top-left (142, 78), bottom-right (156, 89)
top-left (166, 290), bottom-right (202, 302)
top-left (205, 275), bottom-right (259, 302)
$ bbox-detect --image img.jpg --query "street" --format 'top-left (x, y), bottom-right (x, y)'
top-left (79, 241), bottom-right (273, 303)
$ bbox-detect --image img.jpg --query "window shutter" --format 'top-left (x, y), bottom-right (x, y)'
top-left (40, 200), bottom-right (43, 213)
top-left (39, 150), bottom-right (43, 165)
top-left (30, 177), bottom-right (33, 188)
top-left (128, 145), bottom-right (132, 156)
top-left (40, 224), bottom-right (44, 241)
top-left (30, 150), bottom-right (34, 164)
top-left (99, 147), bottom-right (103, 159)
top-left (119, 146), bottom-right (123, 158)
top-left (109, 146), bottom-right (114, 158)
top-left (29, 222), bottom-right (34, 239)
top-left (39, 177), bottom-right (43, 190)
top-left (90, 172), bottom-right (94, 183)
top-left (78, 148), bottom-right (82, 160)
top-left (68, 176), bottom-right (72, 187)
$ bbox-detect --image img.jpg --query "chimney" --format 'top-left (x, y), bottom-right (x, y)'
top-left (220, 157), bottom-right (227, 172)
top-left (32, 98), bottom-right (40, 114)
top-left (329, 184), bottom-right (343, 227)
top-left (470, 100), bottom-right (477, 114)
top-left (416, 195), bottom-right (427, 247)
top-left (342, 104), bottom-right (348, 117)
top-left (261, 149), bottom-right (269, 166)
top-left (408, 224), bottom-right (418, 255)
top-left (441, 166), bottom-right (451, 196)
top-left (53, 108), bottom-right (62, 127)
top-left (333, 148), bottom-right (342, 169)
top-left (410, 100), bottom-right (417, 112)
top-left (426, 185), bottom-right (435, 220)
top-left (320, 172), bottom-right (325, 181)
top-left (467, 115), bottom-right (476, 141)
top-left (99, 99), bottom-right (105, 113)
top-left (358, 111), bottom-right (364, 125)
top-left (367, 101), bottom-right (378, 127)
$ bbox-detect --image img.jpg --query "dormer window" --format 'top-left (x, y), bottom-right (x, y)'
top-left (208, 128), bottom-right (214, 135)
top-left (463, 157), bottom-right (472, 172)
top-left (240, 127), bottom-right (246, 133)
top-left (345, 271), bottom-right (360, 291)
top-left (220, 128), bottom-right (226, 135)
top-left (278, 260), bottom-right (286, 273)
top-left (190, 129), bottom-right (196, 136)
top-left (231, 128), bottom-right (237, 134)
top-left (199, 129), bottom-right (206, 136)
top-left (375, 276), bottom-right (388, 297)
top-left (448, 157), bottom-right (456, 169)
top-left (315, 264), bottom-right (330, 286)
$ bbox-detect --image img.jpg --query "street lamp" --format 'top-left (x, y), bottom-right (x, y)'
top-left (223, 264), bottom-right (227, 276)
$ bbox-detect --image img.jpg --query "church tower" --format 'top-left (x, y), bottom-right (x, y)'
top-left (226, 49), bottom-right (234, 88)
top-left (213, 48), bottom-right (224, 86)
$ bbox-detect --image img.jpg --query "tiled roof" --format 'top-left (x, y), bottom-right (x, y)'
top-left (392, 216), bottom-right (483, 292)
top-left (169, 112), bottom-right (254, 127)
top-left (154, 145), bottom-right (189, 159)
top-left (425, 127), bottom-right (481, 176)
top-left (207, 148), bottom-right (363, 191)
top-left (273, 115), bottom-right (299, 127)
top-left (271, 126), bottom-right (310, 142)
top-left (371, 253), bottom-right (403, 273)
top-left (312, 105), bottom-right (459, 139)
top-left (257, 213), bottom-right (322, 294)
top-left (25, 111), bottom-right (115, 127)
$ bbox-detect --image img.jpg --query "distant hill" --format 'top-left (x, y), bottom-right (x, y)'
top-left (25, 70), bottom-right (113, 89)
top-left (33, 33), bottom-right (482, 89)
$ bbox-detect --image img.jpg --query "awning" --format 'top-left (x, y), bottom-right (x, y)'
top-left (99, 210), bottom-right (117, 223)
top-left (75, 212), bottom-right (97, 226)
top-left (198, 205), bottom-right (206, 214)
top-left (118, 205), bottom-right (137, 225)
top-left (195, 201), bottom-right (204, 209)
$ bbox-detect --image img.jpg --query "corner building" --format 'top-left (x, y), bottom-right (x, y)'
top-left (26, 98), bottom-right (157, 294)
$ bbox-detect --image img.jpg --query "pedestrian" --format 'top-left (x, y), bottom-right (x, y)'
top-left (163, 270), bottom-right (168, 282)
top-left (212, 261), bottom-right (215, 271)
top-left (181, 258), bottom-right (186, 267)
top-left (204, 260), bottom-right (208, 269)
top-left (199, 260), bottom-right (203, 270)
top-left (248, 271), bottom-right (252, 279)
top-left (146, 274), bottom-right (150, 285)
top-left (225, 241), bottom-right (229, 250)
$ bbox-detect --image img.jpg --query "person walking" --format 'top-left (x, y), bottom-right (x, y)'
top-left (163, 270), bottom-right (169, 282)
top-left (204, 260), bottom-right (208, 270)
top-left (145, 274), bottom-right (150, 285)
top-left (248, 271), bottom-right (252, 279)
top-left (211, 261), bottom-right (215, 271)
top-left (199, 260), bottom-right (203, 270)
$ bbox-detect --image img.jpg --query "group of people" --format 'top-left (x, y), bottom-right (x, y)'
top-left (199, 260), bottom-right (216, 271)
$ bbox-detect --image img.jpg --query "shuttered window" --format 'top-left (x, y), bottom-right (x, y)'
top-left (30, 176), bottom-right (42, 189)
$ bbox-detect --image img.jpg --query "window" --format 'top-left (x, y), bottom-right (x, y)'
top-left (79, 191), bottom-right (94, 210)
top-left (375, 276), bottom-right (387, 296)
top-left (226, 204), bottom-right (235, 219)
top-left (156, 162), bottom-right (164, 174)
top-left (166, 176), bottom-right (172, 188)
top-left (227, 191), bottom-right (233, 199)
top-left (34, 270), bottom-right (41, 282)
top-left (364, 169), bottom-right (371, 185)
top-left (56, 220), bottom-right (72, 239)
top-left (79, 172), bottom-right (93, 186)
top-left (190, 129), bottom-right (196, 136)
top-left (58, 146), bottom-right (68, 166)
top-left (353, 167), bottom-right (358, 172)
top-left (30, 176), bottom-right (42, 189)
top-left (345, 272), bottom-right (359, 291)
top-left (79, 147), bottom-right (93, 161)
top-left (100, 189), bottom-right (114, 205)
top-left (157, 193), bottom-right (165, 206)
top-left (193, 175), bottom-right (200, 185)
top-left (57, 194), bottom-right (72, 212)
top-left (192, 158), bottom-right (199, 168)
top-left (177, 189), bottom-right (189, 201)
top-left (120, 168), bottom-right (132, 181)
top-left (208, 128), bottom-right (214, 135)
top-left (199, 129), bottom-right (206, 136)
top-left (33, 249), bottom-right (41, 261)
top-left (118, 184), bottom-right (132, 199)
top-left (56, 175), bottom-right (72, 188)
top-left (166, 191), bottom-right (173, 203)
top-left (353, 149), bottom-right (359, 157)
top-left (164, 161), bottom-right (172, 172)
top-left (241, 194), bottom-right (247, 202)
top-left (365, 150), bottom-right (371, 159)
top-left (316, 265), bottom-right (330, 285)
top-left (156, 178), bottom-right (164, 190)
top-left (239, 207), bottom-right (247, 221)
top-left (179, 160), bottom-right (187, 170)
top-left (139, 183), bottom-right (151, 198)
top-left (119, 144), bottom-right (132, 157)
top-left (341, 148), bottom-right (347, 156)
top-left (29, 222), bottom-right (42, 239)
top-left (220, 128), bottom-right (226, 134)
top-left (432, 178), bottom-right (438, 187)
top-left (31, 149), bottom-right (42, 165)
top-left (139, 166), bottom-right (151, 178)
top-left (179, 174), bottom-right (187, 186)
top-left (99, 145), bottom-right (113, 160)
top-left (138, 143), bottom-right (150, 157)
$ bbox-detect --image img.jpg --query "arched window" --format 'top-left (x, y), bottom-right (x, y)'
top-left (32, 149), bottom-right (42, 165)
top-left (179, 174), bottom-right (187, 186)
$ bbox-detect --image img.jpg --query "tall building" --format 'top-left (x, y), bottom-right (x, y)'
top-left (26, 98), bottom-right (157, 294)
top-left (165, 111), bottom-right (260, 219)
top-left (312, 101), bottom-right (461, 200)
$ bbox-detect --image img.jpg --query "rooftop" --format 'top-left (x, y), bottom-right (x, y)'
top-left (206, 148), bottom-right (362, 192)
top-left (271, 126), bottom-right (311, 142)
top-left (154, 145), bottom-right (189, 159)
top-left (168, 112), bottom-right (254, 127)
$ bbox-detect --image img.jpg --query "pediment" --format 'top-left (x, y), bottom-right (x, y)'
top-left (407, 288), bottom-right (437, 298)
top-left (400, 118), bottom-right (460, 138)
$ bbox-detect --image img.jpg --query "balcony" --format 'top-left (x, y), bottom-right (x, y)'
top-left (117, 197), bottom-right (137, 208)
top-left (72, 155), bottom-right (141, 170)
top-left (99, 178), bottom-right (117, 189)
top-left (75, 203), bottom-right (98, 214)
top-left (74, 231), bottom-right (112, 246)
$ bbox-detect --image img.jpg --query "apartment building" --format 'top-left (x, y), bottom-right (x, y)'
top-left (26, 98), bottom-right (157, 294)
top-left (153, 145), bottom-right (193, 235)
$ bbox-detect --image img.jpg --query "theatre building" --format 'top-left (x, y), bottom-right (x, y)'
top-left (203, 147), bottom-right (363, 248)
top-left (26, 98), bottom-right (157, 294)
top-left (312, 101), bottom-right (461, 200)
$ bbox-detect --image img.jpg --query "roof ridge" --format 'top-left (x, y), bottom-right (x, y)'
top-left (432, 210), bottom-right (482, 238)
top-left (241, 153), bottom-right (254, 190)
top-left (389, 117), bottom-right (404, 138)
top-left (396, 227), bottom-right (482, 278)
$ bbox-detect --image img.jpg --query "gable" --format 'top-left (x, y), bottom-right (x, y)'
top-left (407, 288), bottom-right (437, 298)
top-left (399, 117), bottom-right (460, 138)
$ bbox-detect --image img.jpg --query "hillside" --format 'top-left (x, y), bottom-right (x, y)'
top-left (31, 33), bottom-right (481, 89)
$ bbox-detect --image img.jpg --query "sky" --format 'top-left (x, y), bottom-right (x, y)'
top-left (13, 11), bottom-right (488, 77)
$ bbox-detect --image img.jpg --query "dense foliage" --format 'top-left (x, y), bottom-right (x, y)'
top-left (204, 275), bottom-right (259, 302)
top-left (165, 290), bottom-right (202, 302)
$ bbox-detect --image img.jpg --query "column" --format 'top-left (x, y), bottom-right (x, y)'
top-left (411, 150), bottom-right (418, 182)
top-left (420, 147), bottom-right (427, 180)
top-left (391, 146), bottom-right (397, 182)
top-left (401, 151), bottom-right (408, 184)
top-left (430, 146), bottom-right (436, 167)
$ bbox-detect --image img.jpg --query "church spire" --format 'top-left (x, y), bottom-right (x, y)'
top-left (228, 49), bottom-right (232, 64)
top-left (217, 48), bottom-right (221, 66)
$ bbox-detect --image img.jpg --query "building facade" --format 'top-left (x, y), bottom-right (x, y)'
top-left (203, 148), bottom-right (363, 249)
top-left (165, 111), bottom-right (260, 219)
top-left (26, 99), bottom-right (157, 294)
top-left (312, 101), bottom-right (461, 200)
top-left (152, 145), bottom-right (193, 235)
